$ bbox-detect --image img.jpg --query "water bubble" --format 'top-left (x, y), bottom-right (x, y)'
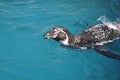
top-left (97, 16), bottom-right (111, 24)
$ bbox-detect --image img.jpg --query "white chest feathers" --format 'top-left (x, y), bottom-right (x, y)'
top-left (60, 38), bottom-right (69, 45)
top-left (60, 30), bottom-right (69, 46)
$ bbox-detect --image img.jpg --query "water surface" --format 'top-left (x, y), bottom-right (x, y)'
top-left (0, 0), bottom-right (120, 80)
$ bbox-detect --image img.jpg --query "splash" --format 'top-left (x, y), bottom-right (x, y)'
top-left (97, 16), bottom-right (111, 24)
top-left (97, 16), bottom-right (118, 30)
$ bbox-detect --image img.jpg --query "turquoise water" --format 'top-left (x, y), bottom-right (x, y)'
top-left (0, 0), bottom-right (120, 80)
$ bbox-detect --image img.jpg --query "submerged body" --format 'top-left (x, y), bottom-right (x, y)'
top-left (44, 22), bottom-right (120, 60)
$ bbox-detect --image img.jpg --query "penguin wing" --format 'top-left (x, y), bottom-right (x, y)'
top-left (94, 45), bottom-right (120, 60)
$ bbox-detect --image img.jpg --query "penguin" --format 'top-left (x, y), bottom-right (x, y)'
top-left (44, 22), bottom-right (120, 60)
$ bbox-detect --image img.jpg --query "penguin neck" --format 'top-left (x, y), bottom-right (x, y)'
top-left (60, 30), bottom-right (75, 46)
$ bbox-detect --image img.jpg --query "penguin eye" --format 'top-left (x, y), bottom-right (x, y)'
top-left (53, 28), bottom-right (58, 31)
top-left (52, 28), bottom-right (60, 34)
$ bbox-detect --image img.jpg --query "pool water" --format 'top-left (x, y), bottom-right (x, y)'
top-left (0, 0), bottom-right (120, 80)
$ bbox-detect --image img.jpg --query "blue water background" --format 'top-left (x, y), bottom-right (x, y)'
top-left (0, 0), bottom-right (120, 80)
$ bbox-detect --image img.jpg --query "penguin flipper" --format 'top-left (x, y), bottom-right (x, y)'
top-left (94, 46), bottom-right (120, 60)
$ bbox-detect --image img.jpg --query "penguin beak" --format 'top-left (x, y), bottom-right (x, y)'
top-left (44, 31), bottom-right (58, 39)
top-left (44, 27), bottom-right (61, 39)
top-left (44, 32), bottom-right (50, 39)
